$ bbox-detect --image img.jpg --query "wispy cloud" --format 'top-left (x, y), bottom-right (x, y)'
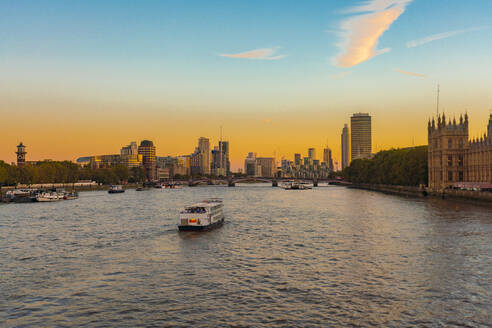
top-left (406, 27), bottom-right (485, 48)
top-left (334, 0), bottom-right (412, 68)
top-left (393, 68), bottom-right (427, 77)
top-left (219, 48), bottom-right (286, 60)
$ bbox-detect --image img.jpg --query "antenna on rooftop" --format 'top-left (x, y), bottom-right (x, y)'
top-left (220, 125), bottom-right (223, 142)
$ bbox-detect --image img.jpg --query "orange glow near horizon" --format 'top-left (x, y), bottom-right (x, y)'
top-left (2, 93), bottom-right (491, 171)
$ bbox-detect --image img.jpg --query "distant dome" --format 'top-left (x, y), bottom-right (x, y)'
top-left (140, 140), bottom-right (154, 147)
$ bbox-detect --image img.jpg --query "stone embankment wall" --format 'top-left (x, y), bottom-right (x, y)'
top-left (350, 184), bottom-right (425, 197)
top-left (351, 184), bottom-right (492, 203)
top-left (427, 188), bottom-right (492, 202)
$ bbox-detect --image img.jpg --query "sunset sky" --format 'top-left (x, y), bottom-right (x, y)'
top-left (1, 0), bottom-right (491, 169)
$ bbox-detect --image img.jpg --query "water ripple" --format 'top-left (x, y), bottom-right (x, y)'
top-left (1, 186), bottom-right (491, 327)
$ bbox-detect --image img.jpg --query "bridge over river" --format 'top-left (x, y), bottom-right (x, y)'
top-left (181, 177), bottom-right (350, 187)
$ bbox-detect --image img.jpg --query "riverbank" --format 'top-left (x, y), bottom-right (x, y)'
top-left (0, 183), bottom-right (139, 196)
top-left (350, 183), bottom-right (492, 204)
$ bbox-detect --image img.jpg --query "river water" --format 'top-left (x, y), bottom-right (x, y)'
top-left (1, 184), bottom-right (491, 327)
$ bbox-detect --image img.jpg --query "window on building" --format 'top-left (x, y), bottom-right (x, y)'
top-left (448, 155), bottom-right (452, 167)
top-left (459, 171), bottom-right (463, 182)
top-left (448, 171), bottom-right (453, 181)
top-left (458, 155), bottom-right (463, 167)
top-left (434, 139), bottom-right (438, 148)
top-left (448, 139), bottom-right (452, 149)
top-left (458, 139), bottom-right (463, 149)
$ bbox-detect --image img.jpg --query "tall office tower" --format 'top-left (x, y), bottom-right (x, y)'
top-left (16, 142), bottom-right (27, 167)
top-left (341, 124), bottom-right (350, 169)
top-left (190, 150), bottom-right (203, 176)
top-left (294, 153), bottom-right (301, 167)
top-left (198, 137), bottom-right (210, 175)
top-left (350, 113), bottom-right (372, 161)
top-left (211, 147), bottom-right (220, 176)
top-left (323, 148), bottom-right (334, 172)
top-left (308, 148), bottom-right (316, 160)
top-left (219, 141), bottom-right (230, 175)
top-left (138, 140), bottom-right (157, 181)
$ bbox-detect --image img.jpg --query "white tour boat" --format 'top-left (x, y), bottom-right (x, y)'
top-left (178, 198), bottom-right (224, 231)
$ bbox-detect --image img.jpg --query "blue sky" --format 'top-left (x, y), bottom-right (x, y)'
top-left (1, 0), bottom-right (491, 166)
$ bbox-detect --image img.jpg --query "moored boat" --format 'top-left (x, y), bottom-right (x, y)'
top-left (178, 198), bottom-right (224, 231)
top-left (36, 191), bottom-right (64, 202)
top-left (10, 189), bottom-right (38, 203)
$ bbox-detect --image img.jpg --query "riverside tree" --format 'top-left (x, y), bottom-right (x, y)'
top-left (342, 146), bottom-right (428, 186)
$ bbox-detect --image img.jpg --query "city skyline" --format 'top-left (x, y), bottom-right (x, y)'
top-left (1, 1), bottom-right (492, 168)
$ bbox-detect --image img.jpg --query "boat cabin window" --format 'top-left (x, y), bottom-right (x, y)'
top-left (185, 207), bottom-right (207, 213)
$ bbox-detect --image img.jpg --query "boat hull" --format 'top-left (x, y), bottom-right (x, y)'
top-left (108, 190), bottom-right (125, 194)
top-left (178, 217), bottom-right (224, 231)
top-left (13, 197), bottom-right (37, 203)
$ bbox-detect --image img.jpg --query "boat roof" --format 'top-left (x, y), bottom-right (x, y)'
top-left (186, 198), bottom-right (223, 208)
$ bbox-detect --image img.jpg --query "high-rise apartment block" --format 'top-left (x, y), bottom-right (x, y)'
top-left (211, 141), bottom-right (230, 176)
top-left (294, 153), bottom-right (301, 167)
top-left (198, 137), bottom-right (210, 175)
top-left (323, 148), bottom-right (334, 172)
top-left (219, 141), bottom-right (230, 175)
top-left (308, 148), bottom-right (316, 160)
top-left (211, 147), bottom-right (224, 176)
top-left (351, 113), bottom-right (372, 161)
top-left (138, 140), bottom-right (156, 181)
top-left (341, 124), bottom-right (349, 169)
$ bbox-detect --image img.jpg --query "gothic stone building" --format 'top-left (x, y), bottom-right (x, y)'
top-left (428, 113), bottom-right (492, 189)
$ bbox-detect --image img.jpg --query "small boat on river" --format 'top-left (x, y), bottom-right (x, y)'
top-left (178, 198), bottom-right (224, 231)
top-left (283, 182), bottom-right (312, 190)
top-left (108, 185), bottom-right (125, 194)
top-left (165, 183), bottom-right (182, 189)
top-left (63, 191), bottom-right (79, 200)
